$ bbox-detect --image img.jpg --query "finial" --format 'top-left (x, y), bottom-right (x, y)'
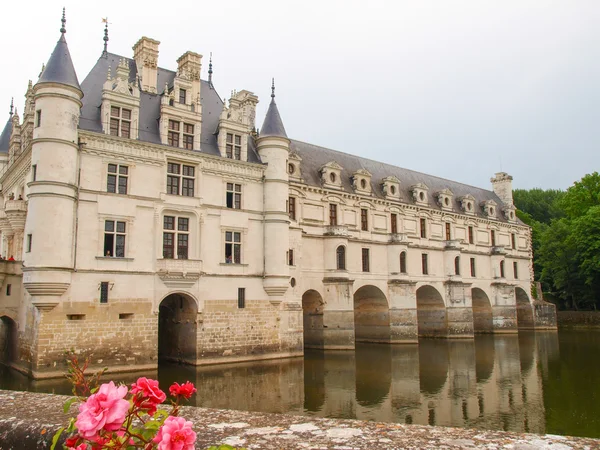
top-left (208, 52), bottom-right (213, 86)
top-left (9, 98), bottom-right (14, 116)
top-left (39, 63), bottom-right (45, 78)
top-left (102, 17), bottom-right (109, 57)
top-left (271, 78), bottom-right (275, 99)
top-left (60, 7), bottom-right (66, 34)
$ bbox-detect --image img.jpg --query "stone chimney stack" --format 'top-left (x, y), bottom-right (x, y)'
top-left (133, 37), bottom-right (160, 93)
top-left (176, 51), bottom-right (202, 104)
top-left (491, 172), bottom-right (514, 206)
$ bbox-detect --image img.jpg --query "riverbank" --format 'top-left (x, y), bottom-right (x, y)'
top-left (557, 311), bottom-right (600, 328)
top-left (0, 389), bottom-right (598, 449)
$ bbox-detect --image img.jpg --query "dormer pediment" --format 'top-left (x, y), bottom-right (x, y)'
top-left (288, 151), bottom-right (303, 181)
top-left (480, 199), bottom-right (498, 219)
top-left (435, 188), bottom-right (454, 211)
top-left (320, 161), bottom-right (343, 190)
top-left (101, 60), bottom-right (141, 139)
top-left (381, 176), bottom-right (401, 200)
top-left (352, 169), bottom-right (372, 194)
top-left (502, 204), bottom-right (517, 222)
top-left (410, 183), bottom-right (429, 205)
top-left (458, 194), bottom-right (476, 215)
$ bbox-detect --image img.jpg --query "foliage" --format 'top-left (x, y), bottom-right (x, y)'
top-left (513, 188), bottom-right (565, 224)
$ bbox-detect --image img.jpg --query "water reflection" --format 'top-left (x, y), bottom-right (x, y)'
top-left (0, 332), bottom-right (563, 435)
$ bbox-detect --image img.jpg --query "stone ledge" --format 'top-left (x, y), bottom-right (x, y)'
top-left (0, 389), bottom-right (598, 449)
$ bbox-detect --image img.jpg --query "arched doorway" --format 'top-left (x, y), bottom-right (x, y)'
top-left (416, 285), bottom-right (447, 337)
top-left (515, 287), bottom-right (534, 329)
top-left (353, 285), bottom-right (390, 343)
top-left (302, 290), bottom-right (324, 348)
top-left (472, 288), bottom-right (493, 333)
top-left (0, 316), bottom-right (18, 364)
top-left (158, 293), bottom-right (198, 364)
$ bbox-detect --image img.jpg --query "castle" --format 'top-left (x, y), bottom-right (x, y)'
top-left (0, 12), bottom-right (556, 378)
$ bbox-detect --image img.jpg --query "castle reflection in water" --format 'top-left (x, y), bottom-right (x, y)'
top-left (1, 332), bottom-right (558, 434)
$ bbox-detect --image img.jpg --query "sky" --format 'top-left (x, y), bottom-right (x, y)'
top-left (2, 1), bottom-right (599, 191)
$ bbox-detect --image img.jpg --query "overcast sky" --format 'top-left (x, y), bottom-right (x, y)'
top-left (3, 1), bottom-right (599, 191)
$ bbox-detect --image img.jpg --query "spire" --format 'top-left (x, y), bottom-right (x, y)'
top-left (9, 98), bottom-right (13, 116)
top-left (260, 79), bottom-right (287, 138)
top-left (208, 52), bottom-right (213, 88)
top-left (38, 8), bottom-right (81, 91)
top-left (102, 18), bottom-right (109, 58)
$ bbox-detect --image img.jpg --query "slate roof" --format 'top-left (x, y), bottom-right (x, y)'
top-left (38, 34), bottom-right (81, 91)
top-left (260, 98), bottom-right (287, 138)
top-left (0, 114), bottom-right (11, 153)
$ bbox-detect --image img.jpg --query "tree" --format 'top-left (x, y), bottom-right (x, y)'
top-left (513, 188), bottom-right (565, 224)
top-left (561, 172), bottom-right (600, 219)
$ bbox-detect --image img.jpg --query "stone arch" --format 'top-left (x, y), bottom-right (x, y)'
top-left (515, 287), bottom-right (534, 329)
top-left (158, 292), bottom-right (198, 364)
top-left (472, 288), bottom-right (493, 333)
top-left (0, 315), bottom-right (18, 364)
top-left (353, 285), bottom-right (390, 343)
top-left (302, 289), bottom-right (324, 348)
top-left (416, 285), bottom-right (447, 337)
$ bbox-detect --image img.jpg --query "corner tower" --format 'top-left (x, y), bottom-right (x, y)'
top-left (23, 10), bottom-right (82, 311)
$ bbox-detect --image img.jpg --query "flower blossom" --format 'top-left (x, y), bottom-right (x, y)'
top-left (75, 381), bottom-right (129, 439)
top-left (169, 381), bottom-right (197, 399)
top-left (153, 416), bottom-right (197, 450)
top-left (131, 377), bottom-right (166, 415)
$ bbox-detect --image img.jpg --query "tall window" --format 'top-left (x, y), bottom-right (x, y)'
top-left (288, 249), bottom-right (294, 266)
top-left (420, 218), bottom-right (427, 238)
top-left (110, 106), bottom-right (131, 138)
top-left (225, 231), bottom-right (241, 263)
top-left (183, 123), bottom-right (194, 150)
top-left (237, 287), bottom-right (246, 308)
top-left (226, 133), bottom-right (242, 160)
top-left (513, 261), bottom-right (518, 279)
top-left (167, 163), bottom-right (195, 197)
top-left (400, 251), bottom-right (407, 273)
top-left (454, 256), bottom-right (460, 275)
top-left (470, 257), bottom-right (476, 277)
top-left (336, 245), bottom-right (346, 270)
top-left (168, 120), bottom-right (194, 149)
top-left (491, 230), bottom-right (496, 247)
top-left (179, 88), bottom-right (186, 104)
top-left (360, 209), bottom-right (369, 231)
top-left (168, 120), bottom-right (180, 147)
top-left (26, 234), bottom-right (32, 253)
top-left (35, 110), bottom-right (42, 127)
top-left (468, 226), bottom-right (474, 244)
top-left (104, 220), bottom-right (126, 257)
top-left (226, 183), bottom-right (242, 209)
top-left (107, 164), bottom-right (128, 194)
top-left (511, 233), bottom-right (516, 250)
top-left (422, 253), bottom-right (428, 275)
top-left (445, 222), bottom-right (451, 240)
top-left (329, 204), bottom-right (338, 226)
top-left (100, 282), bottom-right (109, 304)
top-left (289, 196), bottom-right (296, 220)
top-left (362, 248), bottom-right (370, 272)
top-left (500, 260), bottom-right (505, 278)
top-left (391, 213), bottom-right (398, 233)
top-left (32, 164), bottom-right (37, 182)
top-left (163, 216), bottom-right (189, 259)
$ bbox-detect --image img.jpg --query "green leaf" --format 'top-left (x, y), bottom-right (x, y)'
top-left (65, 418), bottom-right (76, 433)
top-left (49, 427), bottom-right (64, 450)
top-left (63, 397), bottom-right (78, 414)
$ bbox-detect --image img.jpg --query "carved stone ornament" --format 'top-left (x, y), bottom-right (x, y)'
top-left (410, 183), bottom-right (429, 204)
top-left (458, 194), bottom-right (476, 214)
top-left (503, 205), bottom-right (517, 222)
top-left (435, 188), bottom-right (454, 209)
top-left (480, 199), bottom-right (498, 218)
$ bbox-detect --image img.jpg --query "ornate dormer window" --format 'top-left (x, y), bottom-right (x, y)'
top-left (288, 151), bottom-right (303, 182)
top-left (381, 176), bottom-right (401, 201)
top-left (435, 188), bottom-right (454, 211)
top-left (458, 194), bottom-right (476, 215)
top-left (502, 204), bottom-right (517, 222)
top-left (217, 90), bottom-right (258, 161)
top-left (101, 59), bottom-right (141, 139)
top-left (351, 169), bottom-right (372, 195)
top-left (410, 183), bottom-right (429, 206)
top-left (481, 199), bottom-right (498, 219)
top-left (320, 161), bottom-right (343, 190)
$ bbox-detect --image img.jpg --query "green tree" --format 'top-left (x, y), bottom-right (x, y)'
top-left (561, 172), bottom-right (600, 219)
top-left (513, 188), bottom-right (565, 224)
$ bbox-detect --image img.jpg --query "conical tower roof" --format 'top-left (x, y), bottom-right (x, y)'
top-left (0, 103), bottom-right (13, 153)
top-left (38, 10), bottom-right (81, 91)
top-left (260, 80), bottom-right (287, 138)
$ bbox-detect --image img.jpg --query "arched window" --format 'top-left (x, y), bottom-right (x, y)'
top-left (454, 256), bottom-right (460, 275)
top-left (500, 260), bottom-right (505, 278)
top-left (400, 251), bottom-right (407, 273)
top-left (336, 245), bottom-right (346, 270)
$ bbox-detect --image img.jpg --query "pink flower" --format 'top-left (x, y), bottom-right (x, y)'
top-left (75, 381), bottom-right (129, 439)
top-left (169, 381), bottom-right (197, 400)
top-left (153, 416), bottom-right (196, 450)
top-left (131, 377), bottom-right (166, 415)
top-left (67, 444), bottom-right (87, 450)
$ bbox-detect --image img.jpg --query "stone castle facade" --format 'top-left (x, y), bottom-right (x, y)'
top-left (0, 16), bottom-right (556, 378)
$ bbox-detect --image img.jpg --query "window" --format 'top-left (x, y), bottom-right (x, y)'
top-left (421, 253), bottom-right (428, 275)
top-left (110, 106), bottom-right (131, 138)
top-left (361, 209), bottom-right (368, 231)
top-left (168, 120), bottom-right (180, 147)
top-left (336, 245), bottom-right (346, 270)
top-left (420, 218), bottom-right (427, 238)
top-left (513, 261), bottom-right (518, 279)
top-left (226, 183), bottom-right (242, 209)
top-left (329, 204), bottom-right (338, 226)
top-left (500, 260), bottom-right (505, 278)
top-left (26, 234), bottom-right (32, 253)
top-left (32, 164), bottom-right (37, 182)
top-left (289, 196), bottom-right (296, 220)
top-left (163, 216), bottom-right (189, 259)
top-left (6, 284), bottom-right (11, 296)
top-left (445, 222), bottom-right (451, 240)
top-left (179, 88), bottom-right (186, 104)
top-left (238, 287), bottom-right (246, 309)
top-left (511, 233), bottom-right (516, 250)
top-left (107, 164), bottom-right (128, 194)
top-left (454, 256), bottom-right (460, 275)
top-left (225, 231), bottom-right (241, 264)
top-left (183, 123), bottom-right (194, 150)
top-left (468, 226), bottom-right (474, 244)
top-left (491, 230), bottom-right (496, 247)
top-left (100, 281), bottom-right (109, 304)
top-left (470, 257), bottom-right (476, 277)
top-left (400, 251), bottom-right (407, 273)
top-left (226, 133), bottom-right (242, 160)
top-left (167, 163), bottom-right (195, 197)
top-left (391, 213), bottom-right (398, 234)
top-left (104, 220), bottom-right (126, 257)
top-left (362, 248), bottom-right (370, 272)
top-left (288, 249), bottom-right (294, 266)
top-left (35, 110), bottom-right (42, 127)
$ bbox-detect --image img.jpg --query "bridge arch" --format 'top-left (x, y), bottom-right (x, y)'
top-left (302, 289), bottom-right (325, 348)
top-left (353, 285), bottom-right (390, 343)
top-left (472, 288), bottom-right (493, 333)
top-left (158, 292), bottom-right (198, 364)
top-left (0, 315), bottom-right (18, 364)
top-left (515, 287), bottom-right (534, 329)
top-left (416, 285), bottom-right (447, 338)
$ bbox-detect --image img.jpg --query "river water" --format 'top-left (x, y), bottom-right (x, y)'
top-left (1, 330), bottom-right (599, 439)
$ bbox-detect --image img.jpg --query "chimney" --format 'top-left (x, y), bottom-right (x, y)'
top-left (491, 172), bottom-right (514, 206)
top-left (133, 37), bottom-right (160, 93)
